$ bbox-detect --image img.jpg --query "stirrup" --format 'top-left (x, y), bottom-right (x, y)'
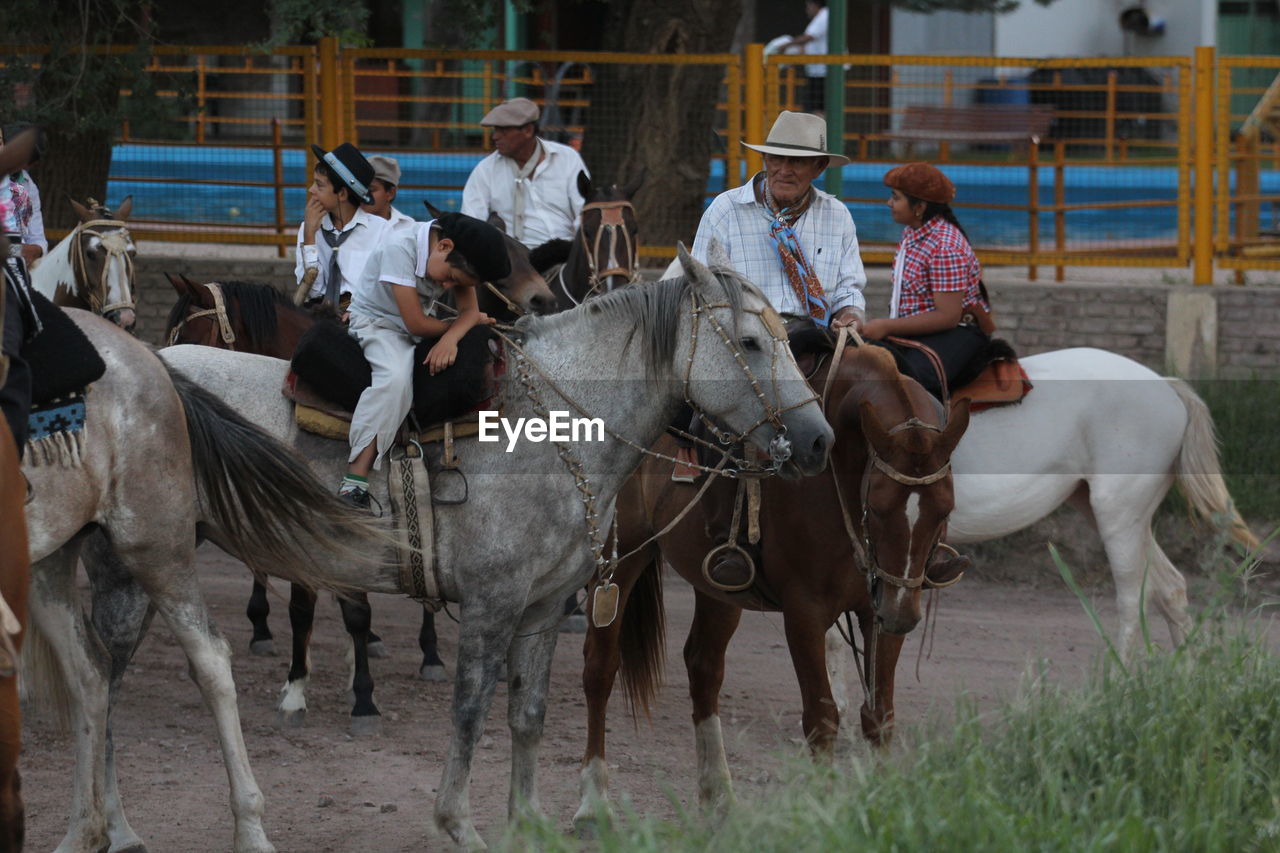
top-left (701, 541), bottom-right (757, 593)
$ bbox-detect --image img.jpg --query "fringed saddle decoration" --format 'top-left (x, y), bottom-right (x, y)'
top-left (26, 389), bottom-right (88, 467)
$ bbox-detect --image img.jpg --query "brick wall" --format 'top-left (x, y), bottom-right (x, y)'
top-left (132, 255), bottom-right (1280, 377)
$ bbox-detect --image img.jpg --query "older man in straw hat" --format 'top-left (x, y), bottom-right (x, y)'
top-left (679, 110), bottom-right (867, 590)
top-left (461, 96), bottom-right (589, 250)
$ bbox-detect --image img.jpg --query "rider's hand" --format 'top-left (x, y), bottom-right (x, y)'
top-left (303, 197), bottom-right (326, 241)
top-left (830, 307), bottom-right (864, 331)
top-left (425, 340), bottom-right (458, 375)
top-left (860, 319), bottom-right (891, 340)
top-left (476, 312), bottom-right (497, 326)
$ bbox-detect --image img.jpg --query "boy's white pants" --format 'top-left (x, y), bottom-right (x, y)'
top-left (348, 316), bottom-right (416, 469)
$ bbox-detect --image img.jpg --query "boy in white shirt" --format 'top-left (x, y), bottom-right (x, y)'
top-left (361, 155), bottom-right (416, 228)
top-left (294, 142), bottom-right (389, 311)
top-left (338, 211), bottom-right (510, 507)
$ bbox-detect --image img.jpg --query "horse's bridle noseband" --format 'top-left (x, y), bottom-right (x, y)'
top-left (74, 219), bottom-right (137, 317)
top-left (557, 199), bottom-right (640, 305)
top-left (167, 281), bottom-right (237, 349)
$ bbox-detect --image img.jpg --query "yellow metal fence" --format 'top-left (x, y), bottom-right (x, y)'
top-left (8, 41), bottom-right (1280, 280)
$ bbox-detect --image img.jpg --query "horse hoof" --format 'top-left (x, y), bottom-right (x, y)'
top-left (560, 614), bottom-right (588, 634)
top-left (367, 640), bottom-right (390, 659)
top-left (249, 639), bottom-right (277, 656)
top-left (350, 714), bottom-right (382, 737)
top-left (419, 663), bottom-right (449, 682)
top-left (276, 708), bottom-right (307, 728)
top-left (572, 816), bottom-right (601, 840)
top-left (111, 843), bottom-right (149, 853)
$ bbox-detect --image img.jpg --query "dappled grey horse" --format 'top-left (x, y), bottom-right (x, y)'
top-left (46, 249), bottom-right (832, 850)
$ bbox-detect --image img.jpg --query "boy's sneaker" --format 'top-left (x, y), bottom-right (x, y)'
top-left (339, 486), bottom-right (372, 510)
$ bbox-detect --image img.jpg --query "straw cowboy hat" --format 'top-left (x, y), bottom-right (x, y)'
top-left (742, 111), bottom-right (850, 167)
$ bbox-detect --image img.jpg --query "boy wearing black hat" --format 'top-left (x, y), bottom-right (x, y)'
top-left (295, 142), bottom-right (390, 310)
top-left (338, 211), bottom-right (511, 506)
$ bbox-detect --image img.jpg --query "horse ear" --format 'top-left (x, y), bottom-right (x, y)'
top-left (114, 195), bottom-right (133, 221)
top-left (858, 400), bottom-right (892, 456)
top-left (622, 167), bottom-right (646, 200)
top-left (705, 237), bottom-right (732, 271)
top-left (577, 170), bottom-right (592, 201)
top-left (424, 200), bottom-right (445, 219)
top-left (939, 397), bottom-right (971, 456)
top-left (165, 272), bottom-right (189, 297)
top-left (676, 242), bottom-right (716, 292)
top-left (485, 211), bottom-right (507, 234)
top-left (182, 275), bottom-right (215, 308)
top-left (68, 197), bottom-right (94, 223)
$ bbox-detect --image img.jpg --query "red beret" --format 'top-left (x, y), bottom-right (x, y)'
top-left (883, 162), bottom-right (956, 205)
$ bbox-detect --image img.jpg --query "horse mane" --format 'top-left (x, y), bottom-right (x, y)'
top-left (518, 265), bottom-right (748, 377)
top-left (165, 280), bottom-right (299, 351)
top-left (529, 239), bottom-right (571, 273)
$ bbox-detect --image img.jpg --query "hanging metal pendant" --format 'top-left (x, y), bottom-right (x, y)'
top-left (592, 582), bottom-right (620, 628)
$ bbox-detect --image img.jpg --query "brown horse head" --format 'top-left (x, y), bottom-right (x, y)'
top-left (54, 196), bottom-right (138, 331)
top-left (563, 169), bottom-right (643, 305)
top-left (834, 345), bottom-right (969, 636)
top-left (424, 201), bottom-right (557, 318)
top-left (165, 276), bottom-right (308, 359)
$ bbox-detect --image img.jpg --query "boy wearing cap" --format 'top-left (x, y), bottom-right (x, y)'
top-left (461, 96), bottom-right (589, 250)
top-left (295, 142), bottom-right (390, 311)
top-left (361, 155), bottom-right (416, 228)
top-left (338, 211), bottom-right (510, 507)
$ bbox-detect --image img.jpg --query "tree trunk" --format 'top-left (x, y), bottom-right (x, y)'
top-left (36, 129), bottom-right (115, 233)
top-left (580, 0), bottom-right (743, 252)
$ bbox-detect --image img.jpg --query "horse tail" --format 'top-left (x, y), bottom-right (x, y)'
top-left (1168, 378), bottom-right (1260, 553)
top-left (618, 552), bottom-right (665, 721)
top-left (165, 364), bottom-right (390, 590)
top-left (20, 621), bottom-right (71, 734)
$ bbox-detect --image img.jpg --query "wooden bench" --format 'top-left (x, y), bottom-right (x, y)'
top-left (885, 104), bottom-right (1055, 156)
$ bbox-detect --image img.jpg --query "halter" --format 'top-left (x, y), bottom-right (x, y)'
top-left (72, 219), bottom-right (137, 317)
top-left (557, 200), bottom-right (640, 306)
top-left (167, 282), bottom-right (237, 349)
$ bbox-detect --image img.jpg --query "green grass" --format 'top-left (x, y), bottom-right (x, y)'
top-left (502, 561), bottom-right (1280, 852)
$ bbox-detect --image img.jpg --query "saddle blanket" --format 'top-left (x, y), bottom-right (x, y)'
top-left (26, 390), bottom-right (87, 467)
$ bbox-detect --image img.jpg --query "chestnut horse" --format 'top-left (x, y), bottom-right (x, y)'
top-left (573, 341), bottom-right (969, 833)
top-left (0, 415), bottom-right (27, 853)
top-left (164, 236), bottom-right (558, 729)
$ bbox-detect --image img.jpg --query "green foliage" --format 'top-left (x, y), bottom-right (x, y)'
top-left (264, 0), bottom-right (370, 46)
top-left (892, 0), bottom-right (1059, 12)
top-left (502, 561), bottom-right (1280, 851)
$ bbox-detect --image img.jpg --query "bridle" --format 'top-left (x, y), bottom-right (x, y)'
top-left (167, 281), bottom-right (237, 349)
top-left (72, 219), bottom-right (137, 318)
top-left (556, 199), bottom-right (639, 305)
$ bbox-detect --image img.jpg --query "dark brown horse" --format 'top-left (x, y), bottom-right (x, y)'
top-left (572, 341), bottom-right (969, 833)
top-left (0, 414), bottom-right (27, 853)
top-left (533, 171), bottom-right (643, 311)
top-left (164, 238), bottom-right (558, 731)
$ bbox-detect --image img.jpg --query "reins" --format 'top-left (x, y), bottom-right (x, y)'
top-left (167, 281), bottom-right (237, 349)
top-left (558, 199), bottom-right (640, 307)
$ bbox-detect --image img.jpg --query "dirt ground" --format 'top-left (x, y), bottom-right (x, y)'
top-left (15, 538), bottom-right (1166, 853)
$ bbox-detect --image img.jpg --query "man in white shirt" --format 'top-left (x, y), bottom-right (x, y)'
top-left (294, 142), bottom-right (389, 311)
top-left (3, 124), bottom-right (47, 267)
top-left (782, 0), bottom-right (830, 115)
top-left (461, 97), bottom-right (589, 250)
top-left (361, 155), bottom-right (416, 228)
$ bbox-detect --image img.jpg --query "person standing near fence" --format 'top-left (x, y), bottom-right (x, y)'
top-left (361, 155), bottom-right (416, 228)
top-left (461, 97), bottom-right (589, 250)
top-left (780, 0), bottom-right (830, 115)
top-left (294, 142), bottom-right (389, 312)
top-left (0, 124), bottom-right (46, 269)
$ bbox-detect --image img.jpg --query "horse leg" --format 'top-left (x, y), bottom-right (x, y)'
top-left (136, 569), bottom-right (274, 853)
top-left (276, 584), bottom-right (317, 728)
top-left (506, 598), bottom-right (563, 823)
top-left (1145, 533), bottom-right (1192, 646)
top-left (781, 605), bottom-right (840, 754)
top-left (0, 666), bottom-right (20, 853)
top-left (418, 606), bottom-right (448, 682)
top-left (84, 532), bottom-right (156, 853)
top-left (1091, 479), bottom-right (1169, 658)
top-left (684, 590), bottom-right (742, 815)
top-left (246, 581), bottom-right (275, 656)
top-left (858, 622), bottom-right (906, 747)
top-left (573, 597), bottom-right (627, 836)
top-left (29, 544), bottom-right (114, 853)
top-left (339, 593), bottom-right (381, 736)
top-left (435, 601), bottom-right (519, 850)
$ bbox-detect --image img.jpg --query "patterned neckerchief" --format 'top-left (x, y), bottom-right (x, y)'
top-left (755, 173), bottom-right (829, 324)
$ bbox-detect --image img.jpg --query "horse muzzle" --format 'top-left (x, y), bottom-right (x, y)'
top-left (773, 420), bottom-right (831, 480)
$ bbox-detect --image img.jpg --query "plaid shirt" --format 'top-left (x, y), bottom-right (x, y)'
top-left (892, 216), bottom-right (986, 318)
top-left (692, 177), bottom-right (866, 318)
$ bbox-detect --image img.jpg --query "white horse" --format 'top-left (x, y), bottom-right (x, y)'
top-left (46, 249), bottom-right (833, 851)
top-left (824, 346), bottom-right (1256, 684)
top-left (31, 197), bottom-right (137, 330)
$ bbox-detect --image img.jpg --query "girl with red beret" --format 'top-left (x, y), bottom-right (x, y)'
top-left (864, 162), bottom-right (994, 400)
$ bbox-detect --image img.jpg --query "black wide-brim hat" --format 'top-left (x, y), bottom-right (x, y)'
top-left (431, 209), bottom-right (512, 283)
top-left (311, 143), bottom-right (375, 205)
